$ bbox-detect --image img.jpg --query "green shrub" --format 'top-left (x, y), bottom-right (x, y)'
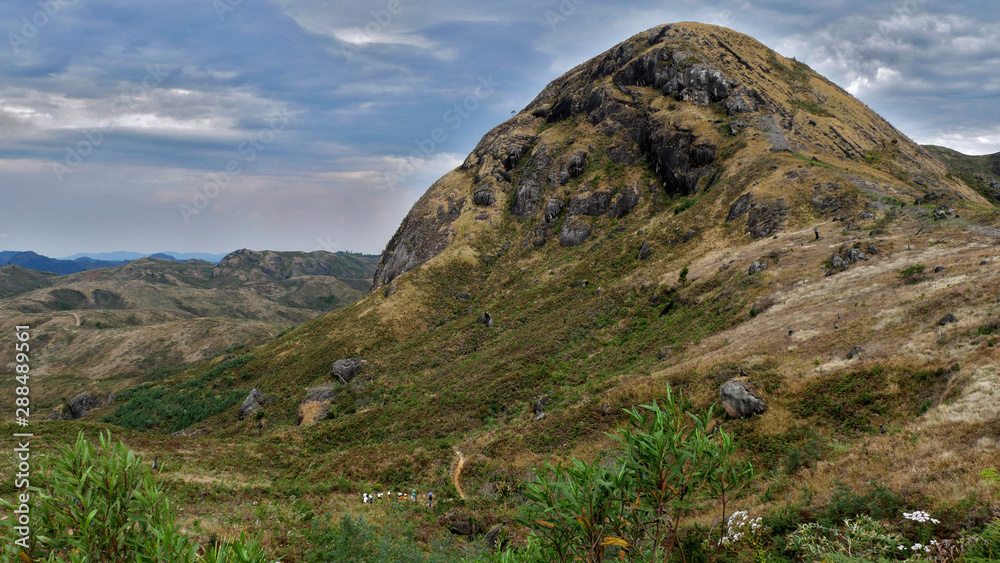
top-left (517, 384), bottom-right (755, 562)
top-left (0, 431), bottom-right (274, 562)
top-left (305, 514), bottom-right (469, 562)
top-left (898, 264), bottom-right (926, 284)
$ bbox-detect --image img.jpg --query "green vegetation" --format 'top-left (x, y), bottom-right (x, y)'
top-left (510, 385), bottom-right (754, 562)
top-left (898, 264), bottom-right (926, 284)
top-left (99, 354), bottom-right (255, 433)
top-left (0, 432), bottom-right (274, 562)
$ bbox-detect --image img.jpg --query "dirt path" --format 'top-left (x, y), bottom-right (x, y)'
top-left (453, 450), bottom-right (467, 500)
top-left (68, 312), bottom-right (80, 326)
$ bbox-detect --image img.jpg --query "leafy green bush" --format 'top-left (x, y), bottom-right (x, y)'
top-left (514, 384), bottom-right (754, 562)
top-left (0, 432), bottom-right (274, 562)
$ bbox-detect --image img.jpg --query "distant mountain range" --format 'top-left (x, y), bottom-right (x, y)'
top-left (0, 250), bottom-right (379, 276)
top-left (58, 251), bottom-right (231, 262)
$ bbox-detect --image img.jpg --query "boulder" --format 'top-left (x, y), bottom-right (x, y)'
top-left (726, 193), bottom-right (753, 222)
top-left (450, 521), bottom-right (474, 536)
top-left (239, 388), bottom-right (265, 420)
top-left (610, 184), bottom-right (641, 219)
top-left (748, 260), bottom-right (767, 275)
top-left (332, 358), bottom-right (367, 384)
top-left (847, 345), bottom-right (865, 359)
top-left (48, 407), bottom-right (70, 421)
top-left (719, 380), bottom-right (766, 419)
top-left (639, 241), bottom-right (653, 260)
top-left (297, 383), bottom-right (339, 426)
top-left (533, 397), bottom-right (548, 420)
top-left (473, 184), bottom-right (496, 206)
top-left (559, 218), bottom-right (593, 247)
top-left (104, 392), bottom-right (115, 407)
top-left (938, 313), bottom-right (958, 325)
top-left (485, 525), bottom-right (508, 550)
top-left (477, 311), bottom-right (495, 327)
top-left (544, 198), bottom-right (564, 222)
top-left (68, 392), bottom-right (96, 419)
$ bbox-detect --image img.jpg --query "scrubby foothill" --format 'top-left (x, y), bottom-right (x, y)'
top-left (5, 21), bottom-right (1000, 562)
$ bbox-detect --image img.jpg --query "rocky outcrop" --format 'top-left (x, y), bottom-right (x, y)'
top-left (477, 311), bottom-right (495, 327)
top-left (748, 260), bottom-right (767, 275)
top-left (559, 218), bottom-right (593, 247)
top-left (511, 146), bottom-right (551, 217)
top-left (297, 383), bottom-right (339, 426)
top-left (473, 183), bottom-right (496, 206)
top-left (610, 184), bottom-right (641, 218)
top-left (568, 191), bottom-right (613, 216)
top-left (372, 189), bottom-right (466, 289)
top-left (68, 392), bottom-right (96, 419)
top-left (239, 388), bottom-right (265, 420)
top-left (332, 358), bottom-right (367, 384)
top-left (720, 380), bottom-right (766, 419)
top-left (727, 193), bottom-right (754, 222)
top-left (746, 198), bottom-right (788, 239)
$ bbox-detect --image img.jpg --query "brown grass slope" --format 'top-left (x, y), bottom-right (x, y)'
top-left (9, 23), bottom-right (1000, 559)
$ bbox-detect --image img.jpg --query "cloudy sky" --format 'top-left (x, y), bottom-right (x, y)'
top-left (1, 0), bottom-right (997, 257)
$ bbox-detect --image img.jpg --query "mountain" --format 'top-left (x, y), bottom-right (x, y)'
top-left (0, 251), bottom-right (126, 274)
top-left (924, 145), bottom-right (1000, 202)
top-left (0, 250), bottom-right (379, 378)
top-left (20, 23), bottom-right (1000, 559)
top-left (59, 251), bottom-right (231, 262)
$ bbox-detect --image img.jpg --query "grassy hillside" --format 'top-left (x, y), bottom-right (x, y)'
top-left (0, 251), bottom-right (378, 380)
top-left (925, 144), bottom-right (1000, 203)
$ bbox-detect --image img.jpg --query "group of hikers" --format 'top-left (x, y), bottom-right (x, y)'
top-left (362, 489), bottom-right (434, 508)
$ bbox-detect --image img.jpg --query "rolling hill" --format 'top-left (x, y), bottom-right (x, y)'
top-left (0, 250), bottom-right (378, 379)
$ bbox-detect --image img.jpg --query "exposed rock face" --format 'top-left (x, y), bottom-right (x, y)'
top-left (544, 198), bottom-right (564, 222)
top-left (568, 191), bottom-right (613, 216)
top-left (450, 521), bottom-right (474, 536)
top-left (297, 383), bottom-right (339, 426)
top-left (748, 260), bottom-right (767, 275)
top-left (332, 358), bottom-right (367, 384)
top-left (727, 193), bottom-right (753, 222)
top-left (720, 380), bottom-right (766, 419)
top-left (559, 218), bottom-right (593, 247)
top-left (746, 198), bottom-right (788, 239)
top-left (610, 184), bottom-right (641, 218)
top-left (68, 392), bottom-right (96, 419)
top-left (639, 241), bottom-right (653, 260)
top-left (239, 388), bottom-right (265, 420)
top-left (373, 191), bottom-right (465, 288)
top-left (473, 183), bottom-right (496, 206)
top-left (511, 146), bottom-right (551, 217)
